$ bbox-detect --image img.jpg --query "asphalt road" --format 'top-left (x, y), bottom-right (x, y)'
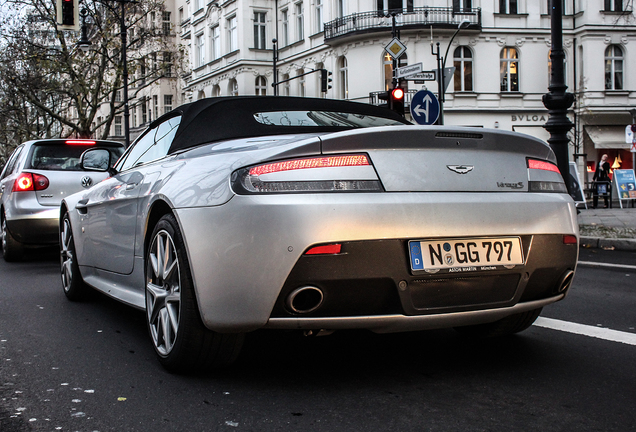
top-left (0, 247), bottom-right (634, 432)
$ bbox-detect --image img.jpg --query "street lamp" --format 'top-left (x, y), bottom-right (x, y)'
top-left (77, 9), bottom-right (92, 53)
top-left (77, 0), bottom-right (135, 147)
top-left (432, 19), bottom-right (470, 125)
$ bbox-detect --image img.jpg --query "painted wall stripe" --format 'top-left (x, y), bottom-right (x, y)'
top-left (534, 317), bottom-right (636, 346)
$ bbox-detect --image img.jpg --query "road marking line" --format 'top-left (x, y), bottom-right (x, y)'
top-left (578, 260), bottom-right (636, 270)
top-left (534, 317), bottom-right (636, 346)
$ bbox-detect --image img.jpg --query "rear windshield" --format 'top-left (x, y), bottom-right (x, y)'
top-left (253, 111), bottom-right (406, 128)
top-left (27, 144), bottom-right (125, 171)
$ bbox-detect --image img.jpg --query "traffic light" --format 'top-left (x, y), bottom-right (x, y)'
top-left (320, 69), bottom-right (333, 93)
top-left (389, 86), bottom-right (405, 116)
top-left (56, 0), bottom-right (79, 31)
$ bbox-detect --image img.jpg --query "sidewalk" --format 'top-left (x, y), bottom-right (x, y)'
top-left (577, 206), bottom-right (636, 251)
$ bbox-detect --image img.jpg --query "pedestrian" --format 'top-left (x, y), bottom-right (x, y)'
top-left (593, 153), bottom-right (611, 208)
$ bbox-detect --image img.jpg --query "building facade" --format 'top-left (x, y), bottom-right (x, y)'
top-left (131, 0), bottom-right (636, 189)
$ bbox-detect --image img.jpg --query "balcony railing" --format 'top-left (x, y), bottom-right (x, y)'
top-left (324, 7), bottom-right (481, 41)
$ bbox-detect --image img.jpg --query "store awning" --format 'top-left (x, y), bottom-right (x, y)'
top-left (584, 125), bottom-right (631, 149)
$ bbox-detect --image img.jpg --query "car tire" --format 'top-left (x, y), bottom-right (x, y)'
top-left (454, 307), bottom-right (543, 338)
top-left (146, 214), bottom-right (244, 373)
top-left (2, 212), bottom-right (23, 262)
top-left (60, 213), bottom-right (88, 300)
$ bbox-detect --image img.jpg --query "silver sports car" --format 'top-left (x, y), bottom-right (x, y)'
top-left (60, 96), bottom-right (578, 372)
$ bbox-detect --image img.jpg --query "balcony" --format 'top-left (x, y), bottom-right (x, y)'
top-left (324, 7), bottom-right (481, 42)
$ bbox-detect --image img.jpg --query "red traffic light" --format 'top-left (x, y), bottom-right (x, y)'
top-left (391, 88), bottom-right (405, 100)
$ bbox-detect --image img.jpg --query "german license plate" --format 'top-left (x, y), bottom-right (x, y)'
top-left (409, 237), bottom-right (524, 273)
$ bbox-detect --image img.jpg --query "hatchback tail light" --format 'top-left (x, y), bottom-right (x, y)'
top-left (232, 154), bottom-right (383, 194)
top-left (12, 172), bottom-right (49, 192)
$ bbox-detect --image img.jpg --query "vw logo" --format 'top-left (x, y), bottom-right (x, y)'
top-left (447, 165), bottom-right (474, 174)
top-left (81, 176), bottom-right (93, 188)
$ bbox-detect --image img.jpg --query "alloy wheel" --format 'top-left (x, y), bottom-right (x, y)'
top-left (60, 218), bottom-right (74, 293)
top-left (146, 229), bottom-right (181, 356)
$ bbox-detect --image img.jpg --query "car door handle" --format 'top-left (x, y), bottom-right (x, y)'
top-left (126, 182), bottom-right (139, 190)
top-left (76, 198), bottom-right (89, 208)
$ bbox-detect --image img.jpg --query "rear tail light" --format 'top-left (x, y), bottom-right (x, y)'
top-left (12, 173), bottom-right (49, 192)
top-left (527, 159), bottom-right (567, 193)
top-left (233, 154), bottom-right (383, 194)
top-left (66, 140), bottom-right (96, 146)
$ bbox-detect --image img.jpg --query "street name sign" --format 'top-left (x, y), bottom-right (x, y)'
top-left (396, 63), bottom-right (423, 78)
top-left (403, 71), bottom-right (436, 81)
top-left (410, 90), bottom-right (440, 125)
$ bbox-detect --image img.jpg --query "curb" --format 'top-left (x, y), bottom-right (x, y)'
top-left (580, 236), bottom-right (636, 252)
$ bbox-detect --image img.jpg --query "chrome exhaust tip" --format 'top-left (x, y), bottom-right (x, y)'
top-left (286, 286), bottom-right (324, 314)
top-left (558, 270), bottom-right (575, 293)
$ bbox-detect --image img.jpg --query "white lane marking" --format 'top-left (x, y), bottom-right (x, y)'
top-left (534, 317), bottom-right (636, 346)
top-left (578, 260), bottom-right (636, 270)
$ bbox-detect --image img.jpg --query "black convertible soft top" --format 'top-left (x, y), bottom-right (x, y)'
top-left (159, 96), bottom-right (410, 154)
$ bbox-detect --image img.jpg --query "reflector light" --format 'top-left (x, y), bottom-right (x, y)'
top-left (305, 244), bottom-right (342, 255)
top-left (528, 159), bottom-right (560, 173)
top-left (66, 140), bottom-right (96, 146)
top-left (563, 235), bottom-right (577, 245)
top-left (249, 155), bottom-right (370, 177)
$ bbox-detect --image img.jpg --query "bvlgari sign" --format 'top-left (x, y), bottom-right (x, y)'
top-left (511, 114), bottom-right (548, 122)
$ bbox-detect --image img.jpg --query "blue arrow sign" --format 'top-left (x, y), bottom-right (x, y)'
top-left (410, 90), bottom-right (440, 125)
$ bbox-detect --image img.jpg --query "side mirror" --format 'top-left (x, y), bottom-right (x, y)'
top-left (80, 148), bottom-right (111, 172)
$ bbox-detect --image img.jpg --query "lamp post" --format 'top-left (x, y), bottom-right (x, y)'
top-left (432, 19), bottom-right (470, 125)
top-left (542, 0), bottom-right (574, 195)
top-left (77, 0), bottom-right (135, 147)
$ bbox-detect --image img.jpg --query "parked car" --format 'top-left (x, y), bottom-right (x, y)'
top-left (0, 139), bottom-right (125, 261)
top-left (60, 96), bottom-right (579, 372)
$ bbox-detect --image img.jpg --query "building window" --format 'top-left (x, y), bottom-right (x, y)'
top-left (229, 79), bottom-right (238, 96)
top-left (211, 26), bottom-right (220, 60)
top-left (153, 95), bottom-right (158, 119)
top-left (383, 52), bottom-right (407, 90)
top-left (282, 73), bottom-right (290, 96)
top-left (547, 50), bottom-right (567, 87)
top-left (453, 46), bottom-right (473, 92)
top-left (196, 0), bottom-right (204, 11)
top-left (453, 0), bottom-right (471, 12)
top-left (162, 11), bottom-right (171, 35)
top-left (339, 56), bottom-right (348, 99)
top-left (195, 33), bottom-right (205, 67)
top-left (254, 12), bottom-right (266, 49)
top-left (315, 0), bottom-right (323, 32)
top-left (164, 95), bottom-right (173, 114)
top-left (604, 0), bottom-right (623, 12)
top-left (115, 90), bottom-right (121, 102)
top-left (338, 0), bottom-right (346, 17)
top-left (115, 116), bottom-right (122, 136)
top-left (179, 7), bottom-right (183, 24)
top-left (499, 0), bottom-right (518, 14)
top-left (139, 58), bottom-right (146, 85)
top-left (281, 9), bottom-right (289, 46)
top-left (142, 101), bottom-right (147, 124)
top-left (296, 2), bottom-right (304, 41)
top-left (500, 47), bottom-right (519, 92)
top-left (228, 16), bottom-right (238, 52)
top-left (605, 45), bottom-right (623, 90)
top-left (376, 0), bottom-right (413, 13)
top-left (255, 76), bottom-right (267, 95)
top-left (132, 107), bottom-right (137, 127)
top-left (163, 52), bottom-right (173, 77)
